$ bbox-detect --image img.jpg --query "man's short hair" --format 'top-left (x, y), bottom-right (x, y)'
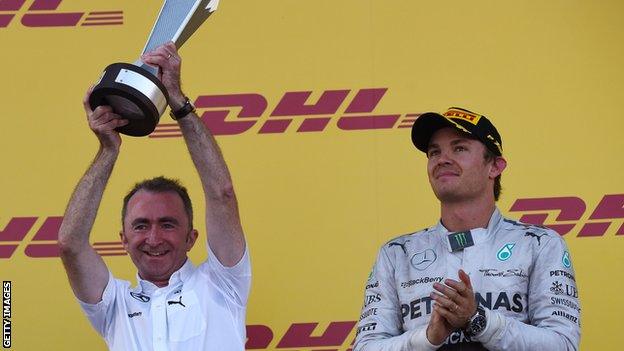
top-left (121, 176), bottom-right (194, 229)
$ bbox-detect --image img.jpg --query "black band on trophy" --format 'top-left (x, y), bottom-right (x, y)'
top-left (89, 63), bottom-right (168, 137)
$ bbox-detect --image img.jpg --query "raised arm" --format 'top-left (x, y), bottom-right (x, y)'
top-left (142, 42), bottom-right (245, 267)
top-left (58, 89), bottom-right (128, 303)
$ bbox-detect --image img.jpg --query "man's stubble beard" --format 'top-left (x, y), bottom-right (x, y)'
top-left (431, 179), bottom-right (489, 204)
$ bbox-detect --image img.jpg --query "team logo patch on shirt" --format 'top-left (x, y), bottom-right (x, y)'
top-left (127, 312), bottom-right (142, 318)
top-left (130, 292), bottom-right (150, 303)
top-left (356, 322), bottom-right (377, 336)
top-left (448, 231), bottom-right (474, 251)
top-left (524, 231), bottom-right (547, 245)
top-left (496, 243), bottom-right (515, 261)
top-left (388, 240), bottom-right (409, 254)
top-left (550, 281), bottom-right (564, 295)
top-left (562, 251), bottom-right (571, 268)
top-left (410, 249), bottom-right (437, 271)
top-left (167, 296), bottom-right (186, 308)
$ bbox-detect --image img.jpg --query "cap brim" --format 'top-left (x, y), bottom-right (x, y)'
top-left (411, 112), bottom-right (458, 153)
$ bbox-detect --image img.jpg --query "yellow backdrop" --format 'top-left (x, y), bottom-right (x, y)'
top-left (1, 0), bottom-right (623, 350)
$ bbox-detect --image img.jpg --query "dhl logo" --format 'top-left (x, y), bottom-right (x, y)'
top-left (509, 194), bottom-right (624, 236)
top-left (1, 194), bottom-right (621, 259)
top-left (0, 0), bottom-right (123, 28)
top-left (150, 88), bottom-right (419, 138)
top-left (0, 216), bottom-right (125, 259)
top-left (245, 322), bottom-right (356, 350)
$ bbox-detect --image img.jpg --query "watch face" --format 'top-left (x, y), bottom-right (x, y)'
top-left (470, 314), bottom-right (487, 334)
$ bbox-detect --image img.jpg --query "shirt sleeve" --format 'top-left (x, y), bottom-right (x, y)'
top-left (201, 243), bottom-right (251, 307)
top-left (76, 270), bottom-right (117, 338)
top-left (353, 245), bottom-right (440, 351)
top-left (478, 231), bottom-right (580, 351)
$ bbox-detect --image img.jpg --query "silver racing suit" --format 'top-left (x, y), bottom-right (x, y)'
top-left (354, 208), bottom-right (580, 351)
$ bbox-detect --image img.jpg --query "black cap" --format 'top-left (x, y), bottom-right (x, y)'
top-left (411, 107), bottom-right (503, 156)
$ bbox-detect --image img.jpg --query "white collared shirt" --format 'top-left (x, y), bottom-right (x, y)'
top-left (79, 246), bottom-right (251, 351)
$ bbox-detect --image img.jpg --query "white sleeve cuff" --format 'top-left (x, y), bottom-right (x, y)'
top-left (410, 327), bottom-right (443, 351)
top-left (475, 308), bottom-right (504, 344)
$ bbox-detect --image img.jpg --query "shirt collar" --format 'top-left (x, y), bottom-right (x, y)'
top-left (434, 207), bottom-right (503, 249)
top-left (135, 258), bottom-right (195, 295)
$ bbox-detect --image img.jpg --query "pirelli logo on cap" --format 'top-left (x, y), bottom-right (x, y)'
top-left (444, 108), bottom-right (482, 125)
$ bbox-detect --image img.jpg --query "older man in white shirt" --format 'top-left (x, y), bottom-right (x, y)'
top-left (58, 42), bottom-right (250, 351)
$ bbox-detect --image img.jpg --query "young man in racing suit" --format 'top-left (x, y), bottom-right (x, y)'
top-left (353, 107), bottom-right (580, 350)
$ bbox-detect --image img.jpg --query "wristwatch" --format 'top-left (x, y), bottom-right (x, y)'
top-left (169, 97), bottom-right (196, 120)
top-left (463, 306), bottom-right (487, 338)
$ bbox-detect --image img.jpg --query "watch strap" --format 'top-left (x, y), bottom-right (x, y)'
top-left (464, 306), bottom-right (487, 338)
top-left (170, 97), bottom-right (195, 120)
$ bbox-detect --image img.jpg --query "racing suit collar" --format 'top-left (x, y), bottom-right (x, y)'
top-left (436, 207), bottom-right (504, 252)
top-left (135, 258), bottom-right (195, 296)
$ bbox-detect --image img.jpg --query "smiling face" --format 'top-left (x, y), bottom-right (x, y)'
top-left (426, 127), bottom-right (505, 204)
top-left (121, 190), bottom-right (198, 286)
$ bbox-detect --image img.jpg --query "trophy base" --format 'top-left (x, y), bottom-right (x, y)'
top-left (89, 62), bottom-right (168, 137)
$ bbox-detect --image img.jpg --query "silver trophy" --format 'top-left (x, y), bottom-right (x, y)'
top-left (89, 0), bottom-right (220, 136)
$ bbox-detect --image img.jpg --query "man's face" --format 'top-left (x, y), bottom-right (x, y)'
top-left (121, 190), bottom-right (198, 285)
top-left (426, 127), bottom-right (503, 203)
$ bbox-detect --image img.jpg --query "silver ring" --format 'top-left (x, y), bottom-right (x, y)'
top-left (167, 53), bottom-right (172, 60)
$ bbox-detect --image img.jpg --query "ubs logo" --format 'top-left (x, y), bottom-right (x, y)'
top-left (550, 281), bottom-right (578, 298)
